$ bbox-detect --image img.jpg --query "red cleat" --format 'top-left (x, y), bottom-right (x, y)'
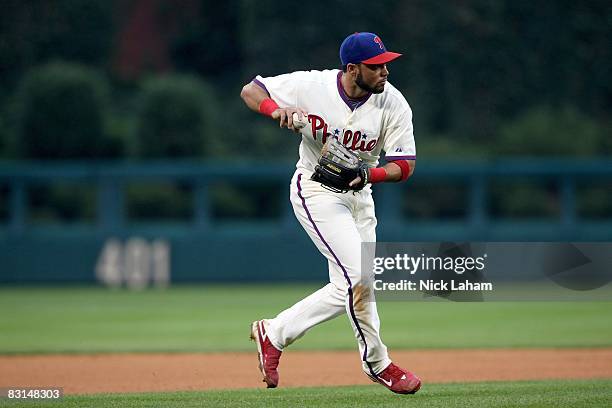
top-left (368, 362), bottom-right (422, 394)
top-left (250, 320), bottom-right (282, 388)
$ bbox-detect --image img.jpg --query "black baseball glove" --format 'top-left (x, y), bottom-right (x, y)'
top-left (311, 137), bottom-right (369, 193)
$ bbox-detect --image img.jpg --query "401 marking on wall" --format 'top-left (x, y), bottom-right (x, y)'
top-left (95, 238), bottom-right (170, 289)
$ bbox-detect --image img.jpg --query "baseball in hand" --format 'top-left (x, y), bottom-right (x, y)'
top-left (292, 112), bottom-right (308, 130)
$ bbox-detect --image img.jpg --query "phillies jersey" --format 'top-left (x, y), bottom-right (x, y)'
top-left (254, 69), bottom-right (416, 174)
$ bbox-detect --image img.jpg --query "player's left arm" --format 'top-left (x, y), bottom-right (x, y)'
top-left (380, 159), bottom-right (416, 181)
top-left (348, 159), bottom-right (414, 188)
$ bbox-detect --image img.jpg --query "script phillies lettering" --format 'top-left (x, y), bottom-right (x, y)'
top-left (308, 114), bottom-right (378, 152)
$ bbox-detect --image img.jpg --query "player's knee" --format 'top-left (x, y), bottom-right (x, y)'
top-left (350, 266), bottom-right (376, 287)
top-left (349, 274), bottom-right (366, 289)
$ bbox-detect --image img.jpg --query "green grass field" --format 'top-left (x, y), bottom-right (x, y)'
top-left (1, 381), bottom-right (611, 408)
top-left (1, 285), bottom-right (611, 353)
top-left (1, 285), bottom-right (611, 407)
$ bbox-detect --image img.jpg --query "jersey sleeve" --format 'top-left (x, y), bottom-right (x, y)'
top-left (253, 72), bottom-right (301, 109)
top-left (382, 107), bottom-right (416, 161)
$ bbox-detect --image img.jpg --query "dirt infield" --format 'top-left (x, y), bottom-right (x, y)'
top-left (2, 349), bottom-right (612, 395)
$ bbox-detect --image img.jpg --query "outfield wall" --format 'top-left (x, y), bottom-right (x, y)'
top-left (1, 160), bottom-right (611, 284)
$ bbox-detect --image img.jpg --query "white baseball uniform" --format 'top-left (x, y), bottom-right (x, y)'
top-left (253, 69), bottom-right (416, 377)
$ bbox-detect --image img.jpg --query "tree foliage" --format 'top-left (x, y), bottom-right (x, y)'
top-left (498, 106), bottom-right (608, 156)
top-left (0, 0), bottom-right (610, 159)
top-left (135, 75), bottom-right (216, 158)
top-left (0, 0), bottom-right (113, 91)
top-left (14, 62), bottom-right (112, 159)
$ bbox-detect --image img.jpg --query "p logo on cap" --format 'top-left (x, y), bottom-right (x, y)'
top-left (373, 36), bottom-right (384, 50)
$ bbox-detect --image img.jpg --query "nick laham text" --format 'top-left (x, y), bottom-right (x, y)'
top-left (374, 280), bottom-right (494, 291)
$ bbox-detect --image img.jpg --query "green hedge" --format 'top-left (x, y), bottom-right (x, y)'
top-left (14, 62), bottom-right (116, 159)
top-left (135, 76), bottom-right (216, 158)
top-left (497, 106), bottom-right (609, 157)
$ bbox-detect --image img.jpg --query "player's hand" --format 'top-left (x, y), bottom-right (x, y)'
top-left (349, 166), bottom-right (370, 190)
top-left (348, 176), bottom-right (361, 187)
top-left (271, 108), bottom-right (309, 133)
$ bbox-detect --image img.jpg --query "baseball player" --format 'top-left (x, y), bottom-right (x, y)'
top-left (240, 32), bottom-right (420, 395)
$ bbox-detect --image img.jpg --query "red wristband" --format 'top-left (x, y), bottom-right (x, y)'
top-left (369, 167), bottom-right (387, 184)
top-left (259, 98), bottom-right (279, 117)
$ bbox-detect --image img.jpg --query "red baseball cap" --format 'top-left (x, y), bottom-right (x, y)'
top-left (339, 32), bottom-right (402, 65)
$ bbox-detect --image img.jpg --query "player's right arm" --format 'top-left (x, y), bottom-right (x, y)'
top-left (240, 78), bottom-right (307, 132)
top-left (240, 81), bottom-right (270, 114)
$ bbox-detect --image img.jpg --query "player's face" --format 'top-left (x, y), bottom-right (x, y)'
top-left (356, 63), bottom-right (389, 94)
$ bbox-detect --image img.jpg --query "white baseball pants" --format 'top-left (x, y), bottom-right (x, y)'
top-left (264, 171), bottom-right (392, 376)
